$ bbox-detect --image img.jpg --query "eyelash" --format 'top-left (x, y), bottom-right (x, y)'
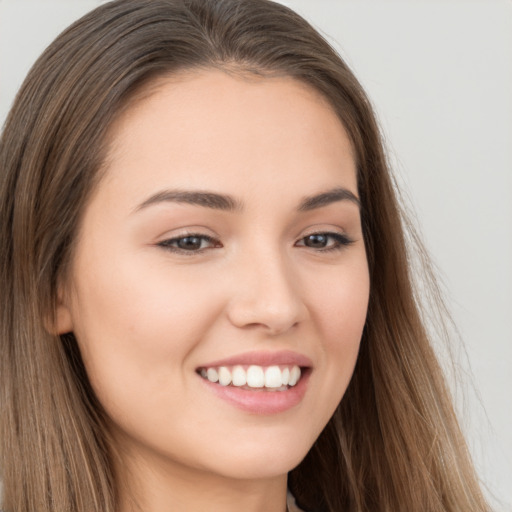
top-left (157, 232), bottom-right (354, 255)
top-left (296, 232), bottom-right (354, 252)
top-left (157, 234), bottom-right (220, 253)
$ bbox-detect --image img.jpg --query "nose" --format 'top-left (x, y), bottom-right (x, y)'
top-left (226, 249), bottom-right (308, 336)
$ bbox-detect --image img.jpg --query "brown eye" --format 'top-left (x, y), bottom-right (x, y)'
top-left (176, 236), bottom-right (204, 250)
top-left (296, 232), bottom-right (353, 252)
top-left (158, 234), bottom-right (220, 253)
top-left (303, 234), bottom-right (329, 248)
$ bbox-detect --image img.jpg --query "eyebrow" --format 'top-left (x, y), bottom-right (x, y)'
top-left (297, 187), bottom-right (360, 211)
top-left (134, 187), bottom-right (360, 213)
top-left (135, 190), bottom-right (243, 212)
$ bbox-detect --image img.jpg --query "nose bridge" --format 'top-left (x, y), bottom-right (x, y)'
top-left (226, 241), bottom-right (306, 334)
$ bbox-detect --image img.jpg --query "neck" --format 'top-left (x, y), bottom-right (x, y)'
top-left (114, 445), bottom-right (289, 512)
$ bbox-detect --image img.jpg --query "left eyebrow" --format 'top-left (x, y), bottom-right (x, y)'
top-left (134, 189), bottom-right (243, 213)
top-left (297, 187), bottom-right (360, 211)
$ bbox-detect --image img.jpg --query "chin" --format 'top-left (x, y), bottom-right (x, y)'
top-left (197, 433), bottom-right (314, 481)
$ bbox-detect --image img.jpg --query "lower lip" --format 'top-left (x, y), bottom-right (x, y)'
top-left (198, 370), bottom-right (310, 415)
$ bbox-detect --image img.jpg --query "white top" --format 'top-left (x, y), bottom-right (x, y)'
top-left (287, 491), bottom-right (305, 512)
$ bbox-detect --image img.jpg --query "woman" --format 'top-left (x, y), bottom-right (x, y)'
top-left (0, 0), bottom-right (490, 511)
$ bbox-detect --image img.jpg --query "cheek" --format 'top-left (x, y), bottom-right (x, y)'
top-left (310, 254), bottom-right (369, 346)
top-left (305, 260), bottom-right (369, 421)
top-left (329, 285), bottom-right (368, 350)
top-left (68, 257), bottom-right (224, 409)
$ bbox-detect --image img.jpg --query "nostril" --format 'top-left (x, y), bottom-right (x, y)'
top-left (226, 297), bottom-right (306, 335)
top-left (225, 261), bottom-right (308, 333)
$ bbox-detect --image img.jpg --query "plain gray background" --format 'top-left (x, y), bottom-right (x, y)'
top-left (1, 1), bottom-right (511, 509)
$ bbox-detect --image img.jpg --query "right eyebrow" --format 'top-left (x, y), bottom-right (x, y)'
top-left (133, 189), bottom-right (243, 213)
top-left (297, 187), bottom-right (361, 211)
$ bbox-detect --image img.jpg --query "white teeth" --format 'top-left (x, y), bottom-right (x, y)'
top-left (281, 367), bottom-right (290, 386)
top-left (232, 365), bottom-right (247, 386)
top-left (288, 366), bottom-right (301, 386)
top-left (264, 366), bottom-right (282, 388)
top-left (206, 368), bottom-right (219, 383)
top-left (200, 364), bottom-right (302, 389)
top-left (218, 366), bottom-right (231, 386)
top-left (246, 365), bottom-right (265, 388)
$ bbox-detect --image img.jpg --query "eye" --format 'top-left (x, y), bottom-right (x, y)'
top-left (157, 234), bottom-right (221, 253)
top-left (296, 232), bottom-right (353, 252)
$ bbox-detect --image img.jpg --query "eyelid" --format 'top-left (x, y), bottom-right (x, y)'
top-left (156, 232), bottom-right (222, 254)
top-left (295, 230), bottom-right (354, 252)
top-left (154, 227), bottom-right (354, 255)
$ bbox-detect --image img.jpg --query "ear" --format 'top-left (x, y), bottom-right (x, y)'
top-left (55, 300), bottom-right (74, 334)
top-left (47, 286), bottom-right (75, 335)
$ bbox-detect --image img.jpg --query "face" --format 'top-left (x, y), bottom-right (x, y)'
top-left (57, 70), bottom-right (369, 484)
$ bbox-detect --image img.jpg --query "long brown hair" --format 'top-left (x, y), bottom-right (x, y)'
top-left (0, 1), bottom-right (489, 510)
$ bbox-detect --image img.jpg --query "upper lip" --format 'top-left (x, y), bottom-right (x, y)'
top-left (197, 350), bottom-right (313, 369)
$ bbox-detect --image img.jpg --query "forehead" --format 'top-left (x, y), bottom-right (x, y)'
top-left (99, 69), bottom-right (357, 205)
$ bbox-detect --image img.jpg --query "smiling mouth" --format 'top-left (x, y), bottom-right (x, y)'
top-left (196, 364), bottom-right (304, 391)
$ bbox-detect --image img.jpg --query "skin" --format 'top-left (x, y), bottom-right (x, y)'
top-left (57, 69), bottom-right (370, 512)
